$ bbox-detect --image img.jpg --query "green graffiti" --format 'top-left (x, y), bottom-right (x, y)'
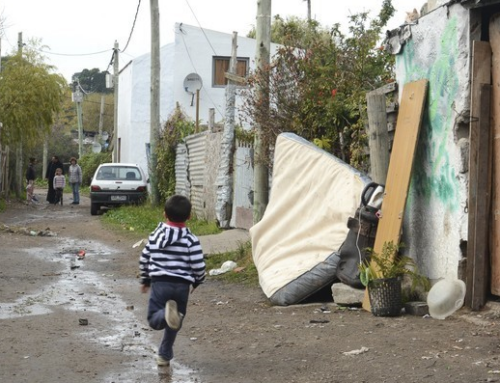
top-left (396, 17), bottom-right (461, 211)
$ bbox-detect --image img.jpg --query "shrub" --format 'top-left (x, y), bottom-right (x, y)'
top-left (79, 152), bottom-right (112, 186)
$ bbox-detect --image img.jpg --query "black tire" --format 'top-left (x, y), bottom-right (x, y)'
top-left (90, 203), bottom-right (99, 216)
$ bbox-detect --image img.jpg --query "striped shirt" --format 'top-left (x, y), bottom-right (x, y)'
top-left (139, 222), bottom-right (206, 287)
top-left (53, 175), bottom-right (65, 189)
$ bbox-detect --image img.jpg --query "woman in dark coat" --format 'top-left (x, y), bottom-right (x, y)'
top-left (45, 155), bottom-right (64, 203)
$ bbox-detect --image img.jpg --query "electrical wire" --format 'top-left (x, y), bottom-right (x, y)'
top-left (38, 48), bottom-right (112, 57)
top-left (121, 0), bottom-right (142, 53)
top-left (178, 26), bottom-right (223, 118)
top-left (183, 0), bottom-right (218, 56)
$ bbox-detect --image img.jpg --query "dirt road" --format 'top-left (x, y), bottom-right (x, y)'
top-left (1, 193), bottom-right (500, 383)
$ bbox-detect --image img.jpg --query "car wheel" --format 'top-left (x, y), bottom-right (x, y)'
top-left (91, 203), bottom-right (100, 216)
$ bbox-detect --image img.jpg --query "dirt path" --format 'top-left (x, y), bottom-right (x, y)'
top-left (1, 193), bottom-right (500, 383)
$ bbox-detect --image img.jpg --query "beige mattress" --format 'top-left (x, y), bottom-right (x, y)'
top-left (250, 133), bottom-right (369, 305)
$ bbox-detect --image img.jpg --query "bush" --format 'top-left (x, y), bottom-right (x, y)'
top-left (79, 152), bottom-right (112, 186)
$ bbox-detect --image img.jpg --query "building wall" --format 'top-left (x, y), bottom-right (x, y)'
top-left (118, 23), bottom-right (278, 179)
top-left (118, 45), bottom-right (175, 177)
top-left (395, 4), bottom-right (470, 280)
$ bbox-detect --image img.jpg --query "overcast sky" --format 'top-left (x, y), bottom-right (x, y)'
top-left (1, 0), bottom-right (418, 82)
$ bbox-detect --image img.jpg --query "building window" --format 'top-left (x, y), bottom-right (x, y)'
top-left (212, 56), bottom-right (249, 87)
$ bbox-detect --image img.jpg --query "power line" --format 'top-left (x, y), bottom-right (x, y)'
top-left (178, 26), bottom-right (223, 119)
top-left (122, 0), bottom-right (142, 53)
top-left (183, 0), bottom-right (218, 56)
top-left (38, 48), bottom-right (112, 57)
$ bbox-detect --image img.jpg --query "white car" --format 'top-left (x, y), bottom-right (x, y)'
top-left (90, 163), bottom-right (148, 215)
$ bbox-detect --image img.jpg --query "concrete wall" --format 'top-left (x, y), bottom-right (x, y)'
top-left (395, 4), bottom-right (470, 280)
top-left (118, 46), bottom-right (175, 177)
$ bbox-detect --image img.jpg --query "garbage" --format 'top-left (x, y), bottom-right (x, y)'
top-left (209, 260), bottom-right (238, 276)
top-left (132, 239), bottom-right (146, 248)
top-left (427, 279), bottom-right (466, 320)
top-left (342, 347), bottom-right (369, 356)
top-left (77, 250), bottom-right (86, 260)
top-left (310, 319), bottom-right (330, 324)
top-left (79, 318), bottom-right (88, 326)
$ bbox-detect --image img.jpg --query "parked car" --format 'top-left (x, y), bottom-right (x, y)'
top-left (90, 163), bottom-right (148, 215)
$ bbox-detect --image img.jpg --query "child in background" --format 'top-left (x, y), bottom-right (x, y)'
top-left (25, 157), bottom-right (38, 204)
top-left (139, 195), bottom-right (206, 367)
top-left (53, 168), bottom-right (65, 205)
top-left (68, 157), bottom-right (82, 205)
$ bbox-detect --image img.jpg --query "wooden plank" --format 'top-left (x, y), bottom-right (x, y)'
top-left (368, 82), bottom-right (398, 95)
top-left (224, 72), bottom-right (246, 84)
top-left (362, 79), bottom-right (429, 311)
top-left (490, 14), bottom-right (500, 296)
top-left (465, 41), bottom-right (492, 307)
top-left (469, 84), bottom-right (492, 310)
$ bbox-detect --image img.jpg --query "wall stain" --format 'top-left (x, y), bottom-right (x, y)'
top-left (399, 18), bottom-right (460, 212)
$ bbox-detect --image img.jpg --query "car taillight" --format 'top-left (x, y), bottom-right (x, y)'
top-left (91, 185), bottom-right (101, 191)
top-left (137, 186), bottom-right (147, 192)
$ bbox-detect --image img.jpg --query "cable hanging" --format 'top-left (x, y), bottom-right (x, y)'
top-left (121, 0), bottom-right (142, 53)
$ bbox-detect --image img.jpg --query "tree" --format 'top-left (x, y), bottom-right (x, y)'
top-left (241, 1), bottom-right (395, 172)
top-left (0, 39), bottom-right (67, 195)
top-left (81, 93), bottom-right (114, 135)
top-left (0, 41), bottom-right (66, 150)
top-left (72, 68), bottom-right (112, 94)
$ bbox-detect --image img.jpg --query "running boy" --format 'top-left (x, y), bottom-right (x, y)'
top-left (139, 195), bottom-right (206, 367)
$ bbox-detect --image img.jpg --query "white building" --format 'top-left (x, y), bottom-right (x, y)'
top-left (117, 23), bottom-right (279, 177)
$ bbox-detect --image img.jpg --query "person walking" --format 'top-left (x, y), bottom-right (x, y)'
top-left (68, 157), bottom-right (82, 205)
top-left (25, 157), bottom-right (38, 204)
top-left (139, 195), bottom-right (206, 368)
top-left (45, 155), bottom-right (64, 204)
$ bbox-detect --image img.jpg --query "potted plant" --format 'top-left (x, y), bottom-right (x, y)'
top-left (359, 241), bottom-right (428, 317)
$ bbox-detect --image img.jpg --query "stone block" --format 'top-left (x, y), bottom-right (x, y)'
top-left (331, 283), bottom-right (365, 306)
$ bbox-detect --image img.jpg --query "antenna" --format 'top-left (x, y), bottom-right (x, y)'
top-left (183, 73), bottom-right (203, 106)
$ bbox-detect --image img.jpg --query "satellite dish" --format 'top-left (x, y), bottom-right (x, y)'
top-left (91, 142), bottom-right (102, 153)
top-left (183, 73), bottom-right (203, 94)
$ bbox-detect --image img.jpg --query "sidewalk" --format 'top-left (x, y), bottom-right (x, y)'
top-left (199, 229), bottom-right (250, 255)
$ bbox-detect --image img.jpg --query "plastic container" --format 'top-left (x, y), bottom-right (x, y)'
top-left (427, 279), bottom-right (466, 320)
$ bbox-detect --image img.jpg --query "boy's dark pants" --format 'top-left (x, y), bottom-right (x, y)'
top-left (147, 279), bottom-right (190, 361)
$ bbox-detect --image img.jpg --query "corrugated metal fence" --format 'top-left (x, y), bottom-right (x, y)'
top-left (175, 131), bottom-right (254, 229)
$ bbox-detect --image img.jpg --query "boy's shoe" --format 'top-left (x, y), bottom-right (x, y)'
top-left (157, 355), bottom-right (170, 367)
top-left (165, 300), bottom-right (183, 330)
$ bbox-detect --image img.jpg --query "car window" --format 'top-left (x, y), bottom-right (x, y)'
top-left (96, 166), bottom-right (142, 181)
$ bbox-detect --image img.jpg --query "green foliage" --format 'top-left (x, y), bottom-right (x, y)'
top-left (81, 93), bottom-right (114, 137)
top-left (358, 241), bottom-right (429, 292)
top-left (78, 152), bottom-right (112, 186)
top-left (0, 40), bottom-right (66, 150)
top-left (235, 126), bottom-right (255, 145)
top-left (102, 204), bottom-right (221, 237)
top-left (72, 68), bottom-right (112, 94)
top-left (205, 241), bottom-right (258, 285)
top-left (155, 107), bottom-right (196, 202)
top-left (27, 123), bottom-right (79, 171)
top-left (0, 197), bottom-right (6, 212)
top-left (241, 2), bottom-right (395, 172)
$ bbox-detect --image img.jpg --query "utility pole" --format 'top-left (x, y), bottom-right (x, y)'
top-left (149, 0), bottom-right (160, 206)
top-left (98, 95), bottom-right (105, 138)
top-left (15, 32), bottom-right (23, 198)
top-left (216, 31), bottom-right (239, 228)
top-left (304, 0), bottom-right (311, 21)
top-left (112, 41), bottom-right (119, 162)
top-left (73, 81), bottom-right (84, 158)
top-left (253, 0), bottom-right (272, 224)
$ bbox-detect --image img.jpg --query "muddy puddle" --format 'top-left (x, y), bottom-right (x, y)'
top-left (0, 236), bottom-right (199, 383)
